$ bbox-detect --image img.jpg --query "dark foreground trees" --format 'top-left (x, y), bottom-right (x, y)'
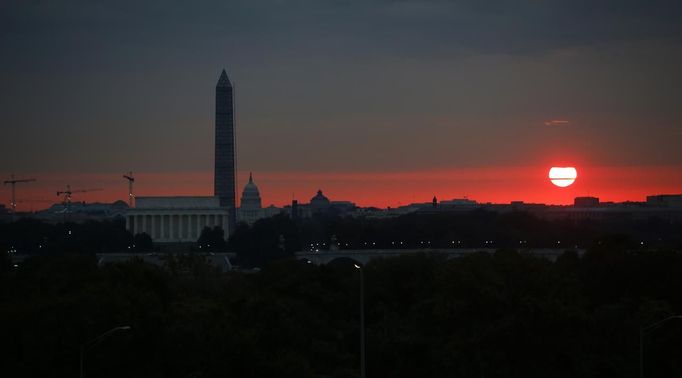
top-left (2, 246), bottom-right (682, 378)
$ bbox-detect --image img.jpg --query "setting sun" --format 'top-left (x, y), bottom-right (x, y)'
top-left (549, 167), bottom-right (577, 188)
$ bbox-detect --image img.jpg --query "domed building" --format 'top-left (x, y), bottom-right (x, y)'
top-left (237, 173), bottom-right (281, 225)
top-left (310, 189), bottom-right (331, 213)
top-left (240, 173), bottom-right (262, 210)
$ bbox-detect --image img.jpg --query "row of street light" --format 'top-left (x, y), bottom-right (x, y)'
top-left (305, 240), bottom-right (575, 249)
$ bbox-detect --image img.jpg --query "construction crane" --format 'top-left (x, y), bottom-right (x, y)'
top-left (56, 185), bottom-right (103, 210)
top-left (3, 174), bottom-right (37, 216)
top-left (123, 171), bottom-right (135, 207)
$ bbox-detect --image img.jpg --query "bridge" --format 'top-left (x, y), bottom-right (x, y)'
top-left (295, 248), bottom-right (585, 266)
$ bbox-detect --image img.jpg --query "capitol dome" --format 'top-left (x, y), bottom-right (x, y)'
top-left (240, 173), bottom-right (262, 210)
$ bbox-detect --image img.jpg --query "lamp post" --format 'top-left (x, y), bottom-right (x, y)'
top-left (640, 315), bottom-right (682, 378)
top-left (354, 263), bottom-right (366, 378)
top-left (80, 325), bottom-right (131, 378)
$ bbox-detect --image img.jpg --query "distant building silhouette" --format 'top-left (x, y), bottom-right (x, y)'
top-left (574, 197), bottom-right (599, 208)
top-left (240, 173), bottom-right (262, 209)
top-left (291, 200), bottom-right (299, 220)
top-left (310, 190), bottom-right (331, 212)
top-left (237, 173), bottom-right (280, 225)
top-left (647, 194), bottom-right (682, 207)
top-left (282, 191), bottom-right (356, 219)
top-left (215, 69), bottom-right (237, 233)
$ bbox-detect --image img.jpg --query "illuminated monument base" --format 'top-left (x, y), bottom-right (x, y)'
top-left (125, 196), bottom-right (230, 243)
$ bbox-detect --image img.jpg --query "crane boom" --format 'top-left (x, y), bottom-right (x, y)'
top-left (3, 174), bottom-right (37, 218)
top-left (56, 185), bottom-right (103, 208)
top-left (70, 188), bottom-right (103, 194)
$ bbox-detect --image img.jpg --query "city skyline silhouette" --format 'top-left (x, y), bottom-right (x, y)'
top-left (2, 1), bottom-right (681, 209)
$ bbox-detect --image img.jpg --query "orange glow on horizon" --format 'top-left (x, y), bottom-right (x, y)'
top-left (2, 166), bottom-right (681, 212)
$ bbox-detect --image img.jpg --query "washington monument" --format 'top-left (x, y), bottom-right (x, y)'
top-left (214, 69), bottom-right (237, 234)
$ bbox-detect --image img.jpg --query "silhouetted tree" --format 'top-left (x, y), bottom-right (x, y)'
top-left (3, 247), bottom-right (682, 377)
top-left (229, 214), bottom-right (298, 267)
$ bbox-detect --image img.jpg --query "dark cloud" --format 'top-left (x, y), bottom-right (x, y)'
top-left (0, 0), bottom-right (680, 176)
top-left (2, 0), bottom-right (681, 59)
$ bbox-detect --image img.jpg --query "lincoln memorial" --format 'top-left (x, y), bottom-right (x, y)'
top-left (126, 196), bottom-right (230, 243)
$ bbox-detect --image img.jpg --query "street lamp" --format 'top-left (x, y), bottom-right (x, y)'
top-left (640, 315), bottom-right (682, 378)
top-left (354, 263), bottom-right (366, 378)
top-left (80, 325), bottom-right (131, 378)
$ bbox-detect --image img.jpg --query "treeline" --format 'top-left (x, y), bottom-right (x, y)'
top-left (2, 245), bottom-right (682, 377)
top-left (229, 211), bottom-right (682, 267)
top-left (0, 218), bottom-right (133, 254)
top-left (1, 210), bottom-right (680, 267)
top-left (292, 210), bottom-right (682, 250)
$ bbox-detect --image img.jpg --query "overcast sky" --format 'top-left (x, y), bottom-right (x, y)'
top-left (1, 0), bottom-right (681, 206)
